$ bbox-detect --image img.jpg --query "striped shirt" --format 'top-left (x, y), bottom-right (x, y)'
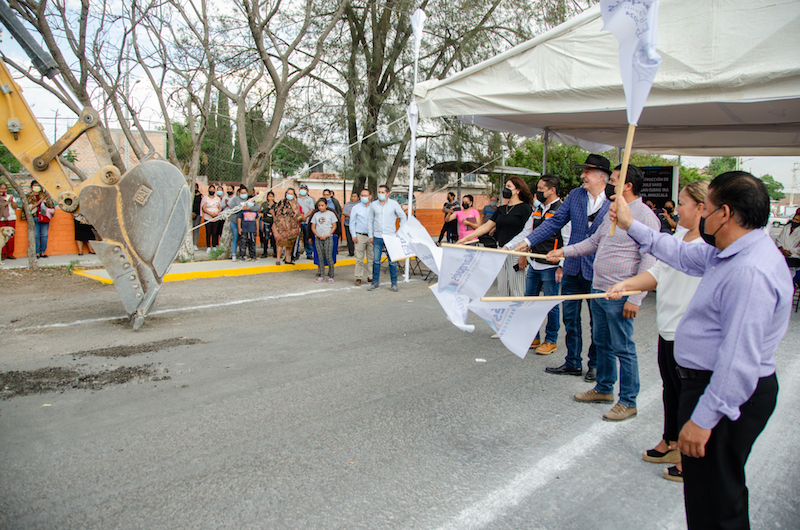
top-left (563, 197), bottom-right (661, 305)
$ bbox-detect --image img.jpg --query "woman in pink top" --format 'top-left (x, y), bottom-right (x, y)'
top-left (200, 184), bottom-right (223, 250)
top-left (447, 194), bottom-right (480, 241)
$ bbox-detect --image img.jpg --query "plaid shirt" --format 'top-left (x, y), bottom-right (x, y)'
top-left (563, 197), bottom-right (661, 305)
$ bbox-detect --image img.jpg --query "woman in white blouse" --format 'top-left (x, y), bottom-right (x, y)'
top-left (607, 180), bottom-right (709, 483)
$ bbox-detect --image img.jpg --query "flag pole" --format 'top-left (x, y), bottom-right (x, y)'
top-left (609, 123), bottom-right (636, 236)
top-left (481, 290), bottom-right (642, 302)
top-left (440, 242), bottom-right (550, 260)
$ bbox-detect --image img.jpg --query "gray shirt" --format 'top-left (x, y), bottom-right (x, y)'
top-left (297, 195), bottom-right (315, 221)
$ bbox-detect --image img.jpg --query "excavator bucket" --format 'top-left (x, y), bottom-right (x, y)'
top-left (79, 160), bottom-right (190, 330)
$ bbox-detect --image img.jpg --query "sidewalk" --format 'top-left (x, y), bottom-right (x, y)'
top-left (2, 251), bottom-right (364, 284)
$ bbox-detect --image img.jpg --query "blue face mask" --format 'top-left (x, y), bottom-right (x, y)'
top-left (360, 197), bottom-right (369, 204)
top-left (246, 201), bottom-right (255, 208)
top-left (377, 193), bottom-right (386, 201)
top-left (490, 201), bottom-right (497, 207)
top-left (239, 193), bottom-right (248, 200)
top-left (216, 189), bottom-right (224, 196)
top-left (299, 189), bottom-right (307, 196)
top-left (286, 194), bottom-right (294, 201)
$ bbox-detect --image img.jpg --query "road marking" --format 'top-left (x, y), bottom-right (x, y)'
top-left (1, 286), bottom-right (359, 333)
top-left (437, 387), bottom-right (661, 530)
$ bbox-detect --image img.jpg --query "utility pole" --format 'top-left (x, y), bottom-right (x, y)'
top-left (791, 162), bottom-right (798, 207)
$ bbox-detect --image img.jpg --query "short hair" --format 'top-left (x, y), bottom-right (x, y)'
top-left (323, 188), bottom-right (332, 195)
top-left (539, 174), bottom-right (560, 192)
top-left (238, 185), bottom-right (248, 192)
top-left (463, 194), bottom-right (474, 204)
top-left (360, 189), bottom-right (370, 195)
top-left (708, 171), bottom-right (769, 229)
top-left (447, 191), bottom-right (455, 199)
top-left (378, 185), bottom-right (390, 193)
top-left (613, 164), bottom-right (644, 196)
top-left (665, 199), bottom-right (675, 207)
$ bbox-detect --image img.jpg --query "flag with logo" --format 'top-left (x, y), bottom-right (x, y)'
top-left (468, 299), bottom-right (561, 359)
top-left (437, 245), bottom-right (506, 301)
top-left (430, 283), bottom-right (474, 332)
top-left (600, 0), bottom-right (662, 125)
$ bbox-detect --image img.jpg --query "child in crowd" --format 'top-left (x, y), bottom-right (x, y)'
top-left (237, 198), bottom-right (260, 261)
top-left (311, 198), bottom-right (338, 282)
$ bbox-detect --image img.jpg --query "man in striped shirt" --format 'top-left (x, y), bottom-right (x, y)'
top-left (547, 165), bottom-right (661, 422)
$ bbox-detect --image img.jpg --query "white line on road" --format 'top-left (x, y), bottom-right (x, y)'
top-left (1, 286), bottom-right (359, 333)
top-left (437, 387), bottom-right (661, 530)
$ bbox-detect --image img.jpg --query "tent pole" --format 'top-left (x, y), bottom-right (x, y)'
top-left (542, 128), bottom-right (549, 174)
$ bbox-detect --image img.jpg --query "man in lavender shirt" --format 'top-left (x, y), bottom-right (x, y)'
top-left (547, 165), bottom-right (660, 422)
top-left (609, 171), bottom-right (792, 529)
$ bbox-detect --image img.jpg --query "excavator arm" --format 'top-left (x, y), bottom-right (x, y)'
top-left (0, 11), bottom-right (190, 330)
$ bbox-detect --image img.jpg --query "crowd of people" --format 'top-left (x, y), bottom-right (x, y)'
top-left (453, 154), bottom-right (793, 529)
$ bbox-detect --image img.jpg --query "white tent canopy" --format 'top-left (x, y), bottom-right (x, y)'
top-left (414, 0), bottom-right (800, 156)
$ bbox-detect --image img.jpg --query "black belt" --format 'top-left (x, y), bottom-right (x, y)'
top-left (357, 233), bottom-right (368, 236)
top-left (676, 366), bottom-right (712, 380)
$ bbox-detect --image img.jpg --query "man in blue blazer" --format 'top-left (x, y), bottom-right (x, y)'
top-left (515, 154), bottom-right (612, 381)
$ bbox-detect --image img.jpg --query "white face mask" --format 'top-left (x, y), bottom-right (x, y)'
top-left (377, 193), bottom-right (386, 201)
top-left (32, 186), bottom-right (42, 193)
top-left (299, 189), bottom-right (307, 196)
top-left (286, 194), bottom-right (294, 201)
top-left (239, 194), bottom-right (248, 200)
top-left (360, 197), bottom-right (369, 204)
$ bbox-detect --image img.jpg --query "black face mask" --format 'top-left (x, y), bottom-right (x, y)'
top-left (604, 183), bottom-right (617, 199)
top-left (227, 191), bottom-right (233, 196)
top-left (502, 188), bottom-right (513, 199)
top-left (791, 220), bottom-right (800, 229)
top-left (535, 190), bottom-right (546, 203)
top-left (699, 208), bottom-right (724, 247)
top-left (665, 205), bottom-right (673, 213)
top-left (462, 202), bottom-right (470, 210)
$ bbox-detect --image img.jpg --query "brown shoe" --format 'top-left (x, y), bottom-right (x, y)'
top-left (602, 402), bottom-right (637, 422)
top-left (355, 279), bottom-right (362, 286)
top-left (530, 338), bottom-right (541, 348)
top-left (574, 388), bottom-right (614, 404)
top-left (535, 342), bottom-right (557, 355)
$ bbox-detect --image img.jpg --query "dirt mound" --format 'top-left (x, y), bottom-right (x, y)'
top-left (0, 365), bottom-right (170, 400)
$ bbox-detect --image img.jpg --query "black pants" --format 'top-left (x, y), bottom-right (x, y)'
top-left (679, 372), bottom-right (778, 529)
top-left (238, 231), bottom-right (256, 259)
top-left (658, 336), bottom-right (681, 442)
top-left (344, 225), bottom-right (354, 256)
top-left (206, 219), bottom-right (223, 248)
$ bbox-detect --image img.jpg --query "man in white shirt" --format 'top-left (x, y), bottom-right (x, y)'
top-left (367, 185), bottom-right (406, 292)
top-left (349, 189), bottom-right (374, 286)
top-left (775, 207), bottom-right (800, 280)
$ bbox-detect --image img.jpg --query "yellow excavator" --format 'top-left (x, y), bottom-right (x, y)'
top-left (0, 2), bottom-right (190, 330)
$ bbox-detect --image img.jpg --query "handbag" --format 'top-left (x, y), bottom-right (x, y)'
top-left (37, 204), bottom-right (54, 223)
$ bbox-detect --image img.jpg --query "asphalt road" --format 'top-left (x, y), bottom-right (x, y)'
top-left (1, 267), bottom-right (798, 529)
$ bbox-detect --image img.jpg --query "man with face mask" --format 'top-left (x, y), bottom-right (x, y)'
top-left (522, 175), bottom-right (565, 355)
top-left (367, 185), bottom-right (406, 291)
top-left (514, 154), bottom-right (612, 381)
top-left (547, 165), bottom-right (660, 422)
top-left (610, 171), bottom-right (792, 529)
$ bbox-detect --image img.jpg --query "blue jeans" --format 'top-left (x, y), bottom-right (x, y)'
top-left (560, 272), bottom-right (597, 370)
top-left (525, 265), bottom-right (560, 344)
top-left (33, 218), bottom-right (49, 255)
top-left (372, 237), bottom-right (397, 285)
top-left (591, 289), bottom-right (639, 408)
top-left (295, 223), bottom-right (313, 259)
top-left (231, 221), bottom-right (239, 256)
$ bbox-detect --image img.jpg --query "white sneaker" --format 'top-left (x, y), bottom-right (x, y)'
top-left (206, 247), bottom-right (211, 253)
top-left (193, 245), bottom-right (199, 251)
top-left (232, 256), bottom-right (237, 262)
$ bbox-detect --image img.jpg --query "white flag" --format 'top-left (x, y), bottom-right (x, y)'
top-left (430, 283), bottom-right (474, 333)
top-left (438, 246), bottom-right (506, 301)
top-left (400, 216), bottom-right (441, 274)
top-left (468, 299), bottom-right (560, 359)
top-left (382, 234), bottom-right (413, 262)
top-left (600, 0), bottom-right (662, 125)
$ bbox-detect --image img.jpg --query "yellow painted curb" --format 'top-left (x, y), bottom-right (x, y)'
top-left (71, 256), bottom-right (391, 284)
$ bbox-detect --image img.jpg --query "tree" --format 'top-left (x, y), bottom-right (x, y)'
top-left (507, 137), bottom-right (590, 193)
top-left (707, 156), bottom-right (737, 177)
top-left (272, 137), bottom-right (312, 179)
top-left (760, 174), bottom-right (785, 201)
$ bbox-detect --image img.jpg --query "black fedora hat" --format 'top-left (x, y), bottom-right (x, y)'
top-left (574, 154), bottom-right (612, 175)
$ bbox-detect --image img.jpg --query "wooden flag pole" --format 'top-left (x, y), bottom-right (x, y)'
top-left (481, 290), bottom-right (642, 302)
top-left (609, 123), bottom-right (636, 236)
top-left (440, 242), bottom-right (550, 261)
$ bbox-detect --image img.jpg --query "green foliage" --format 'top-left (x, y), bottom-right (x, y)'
top-left (707, 156), bottom-right (737, 177)
top-left (203, 92), bottom-right (236, 180)
top-left (506, 138), bottom-right (594, 193)
top-left (0, 143), bottom-right (23, 173)
top-left (760, 174), bottom-right (785, 201)
top-left (63, 149), bottom-right (78, 163)
top-left (678, 166), bottom-right (707, 190)
top-left (171, 122), bottom-right (194, 164)
top-left (272, 137), bottom-right (311, 179)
